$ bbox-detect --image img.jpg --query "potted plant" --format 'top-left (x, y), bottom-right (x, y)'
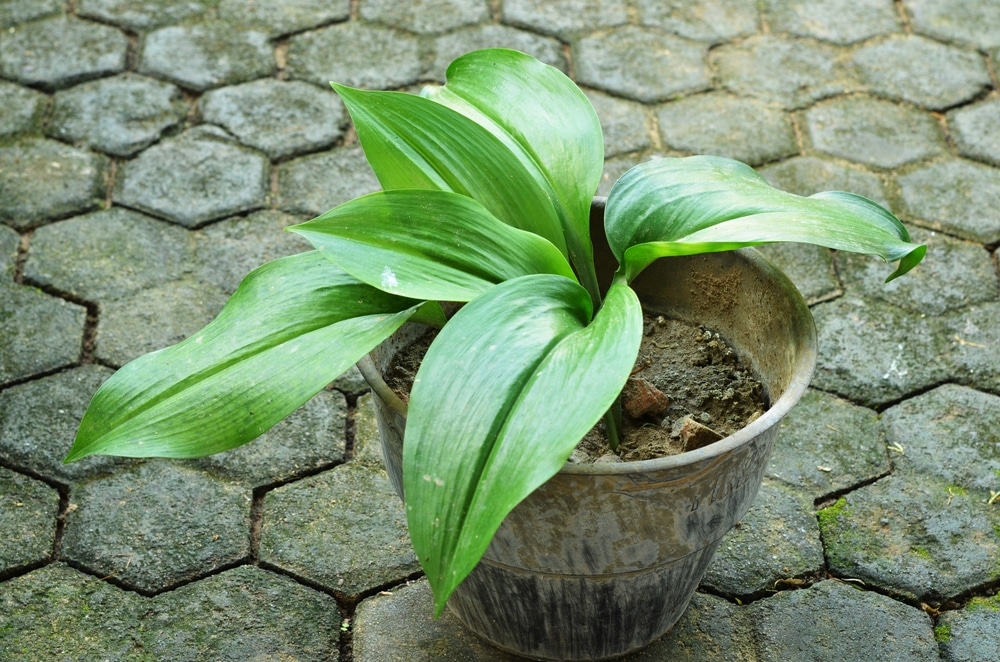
top-left (67, 49), bottom-right (925, 660)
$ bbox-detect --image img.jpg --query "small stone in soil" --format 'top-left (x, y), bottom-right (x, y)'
top-left (672, 416), bottom-right (724, 451)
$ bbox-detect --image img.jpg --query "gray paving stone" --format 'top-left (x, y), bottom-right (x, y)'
top-left (766, 389), bottom-right (887, 499)
top-left (575, 26), bottom-right (710, 103)
top-left (904, 0), bottom-right (1000, 50)
top-left (0, 467), bottom-right (57, 571)
top-left (201, 79), bottom-right (346, 160)
top-left (702, 479), bottom-right (824, 597)
top-left (762, 0), bottom-right (901, 45)
top-left (24, 208), bottom-right (194, 301)
top-left (0, 564), bottom-right (145, 660)
top-left (0, 224), bottom-right (17, 280)
top-left (0, 138), bottom-right (108, 230)
top-left (804, 96), bottom-right (945, 169)
top-left (114, 127), bottom-right (269, 227)
top-left (353, 392), bottom-right (386, 468)
top-left (0, 16), bottom-right (127, 90)
top-left (810, 296), bottom-right (951, 408)
top-left (95, 277), bottom-right (228, 367)
top-left (138, 23), bottom-right (274, 92)
top-left (945, 302), bottom-right (1000, 393)
top-left (287, 22), bottom-right (422, 90)
top-left (656, 93), bottom-right (798, 166)
top-left (598, 153), bottom-right (666, 197)
top-left (711, 35), bottom-right (856, 110)
top-left (260, 462), bottom-right (419, 597)
top-left (47, 74), bottom-right (187, 157)
top-left (0, 366), bottom-right (138, 483)
top-left (748, 580), bottom-right (938, 661)
top-left (333, 364), bottom-right (370, 397)
top-left (63, 462), bottom-right (251, 593)
top-left (360, 0), bottom-right (489, 34)
top-left (141, 565), bottom-right (340, 660)
top-left (754, 242), bottom-right (839, 304)
top-left (501, 0), bottom-right (628, 40)
top-left (188, 389), bottom-right (346, 487)
top-left (428, 24), bottom-right (567, 82)
top-left (0, 0), bottom-right (61, 28)
top-left (78, 0), bottom-right (216, 31)
top-left (938, 592), bottom-right (1000, 662)
top-left (819, 474), bottom-right (1000, 602)
top-left (584, 89), bottom-right (653, 158)
top-left (277, 145), bottom-right (380, 217)
top-left (629, 592), bottom-right (754, 661)
top-left (0, 81), bottom-right (48, 138)
top-left (191, 210), bottom-right (310, 294)
top-left (0, 282), bottom-right (85, 386)
top-left (895, 158), bottom-right (1000, 244)
top-left (948, 98), bottom-right (1000, 167)
top-left (217, 0), bottom-right (350, 38)
top-left (852, 35), bottom-right (991, 111)
top-left (757, 155), bottom-right (889, 207)
top-left (637, 0), bottom-right (759, 44)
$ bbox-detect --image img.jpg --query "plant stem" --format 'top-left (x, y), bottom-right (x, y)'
top-left (603, 406), bottom-right (621, 452)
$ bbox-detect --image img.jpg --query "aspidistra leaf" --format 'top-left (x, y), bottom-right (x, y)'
top-left (290, 189), bottom-right (575, 302)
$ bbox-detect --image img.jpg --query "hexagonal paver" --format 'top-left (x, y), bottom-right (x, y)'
top-left (217, 0), bottom-right (350, 38)
top-left (0, 0), bottom-right (61, 27)
top-left (904, 0), bottom-right (1000, 50)
top-left (656, 93), bottom-right (798, 166)
top-left (948, 98), bottom-right (1000, 167)
top-left (360, 0), bottom-right (489, 34)
top-left (63, 462), bottom-right (251, 592)
top-left (938, 592), bottom-right (1000, 662)
top-left (260, 462), bottom-right (419, 597)
top-left (114, 126), bottom-right (269, 227)
top-left (0, 16), bottom-right (127, 90)
top-left (637, 0), bottom-right (759, 43)
top-left (810, 296), bottom-right (951, 408)
top-left (837, 227), bottom-right (997, 316)
top-left (0, 282), bottom-right (86, 386)
top-left (0, 467), bottom-right (58, 571)
top-left (584, 89), bottom-right (653, 158)
top-left (804, 96), bottom-right (945, 169)
top-left (287, 22), bottom-right (423, 90)
top-left (95, 277), bottom-right (229, 367)
top-left (429, 24), bottom-right (567, 82)
top-left (201, 79), bottom-right (346, 160)
top-left (24, 208), bottom-right (195, 301)
top-left (574, 26), bottom-right (710, 103)
top-left (758, 155), bottom-right (889, 206)
top-left (710, 35), bottom-right (855, 109)
top-left (138, 23), bottom-right (274, 92)
top-left (78, 0), bottom-right (215, 30)
top-left (945, 302), bottom-right (1000, 393)
top-left (755, 242), bottom-right (839, 304)
top-left (47, 74), bottom-right (187, 157)
top-left (0, 365), bottom-right (138, 483)
top-left (0, 224), bottom-right (18, 280)
top-left (766, 389), bottom-right (887, 498)
top-left (277, 146), bottom-right (380, 217)
top-left (852, 35), bottom-right (991, 111)
top-left (701, 479), bottom-right (824, 597)
top-left (896, 159), bottom-right (1000, 244)
top-left (0, 80), bottom-right (48, 138)
top-left (762, 0), bottom-right (900, 44)
top-left (0, 138), bottom-right (108, 230)
top-left (819, 474), bottom-right (1000, 602)
top-left (501, 0), bottom-right (628, 40)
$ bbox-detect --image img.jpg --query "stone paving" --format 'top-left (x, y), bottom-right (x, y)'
top-left (0, 0), bottom-right (998, 660)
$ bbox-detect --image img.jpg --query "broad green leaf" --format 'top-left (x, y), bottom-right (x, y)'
top-left (606, 156), bottom-right (927, 283)
top-left (332, 84), bottom-right (567, 257)
top-left (290, 189), bottom-right (575, 302)
top-left (66, 252), bottom-right (437, 462)
top-left (403, 275), bottom-right (643, 614)
top-left (422, 49), bottom-right (605, 290)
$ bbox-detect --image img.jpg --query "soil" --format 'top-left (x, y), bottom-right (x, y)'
top-left (384, 312), bottom-right (767, 463)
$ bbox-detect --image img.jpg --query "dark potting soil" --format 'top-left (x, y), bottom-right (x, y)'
top-left (384, 313), bottom-right (766, 463)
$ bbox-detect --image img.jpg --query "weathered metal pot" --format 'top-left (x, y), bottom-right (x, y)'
top-left (357, 200), bottom-right (817, 660)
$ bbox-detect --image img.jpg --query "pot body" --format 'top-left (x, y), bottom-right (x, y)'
top-left (358, 202), bottom-right (817, 660)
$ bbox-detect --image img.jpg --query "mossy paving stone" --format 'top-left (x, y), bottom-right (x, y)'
top-left (937, 592), bottom-right (1000, 662)
top-left (501, 0), bottom-right (628, 40)
top-left (0, 282), bottom-right (86, 387)
top-left (260, 462), bottom-right (419, 597)
top-left (62, 462), bottom-right (251, 593)
top-left (896, 158), bottom-right (1000, 245)
top-left (77, 0), bottom-right (218, 31)
top-left (429, 24), bottom-right (567, 82)
top-left (359, 0), bottom-right (489, 35)
top-left (636, 0), bottom-right (758, 44)
top-left (904, 0), bottom-right (1000, 51)
top-left (818, 474), bottom-right (1000, 603)
top-left (754, 242), bottom-right (838, 304)
top-left (0, 225), bottom-right (17, 280)
top-left (0, 467), bottom-right (58, 572)
top-left (217, 0), bottom-right (350, 38)
top-left (277, 146), bottom-right (380, 217)
top-left (943, 302), bottom-right (1000, 393)
top-left (760, 0), bottom-right (901, 45)
top-left (0, 81), bottom-right (48, 139)
top-left (0, 0), bottom-right (61, 28)
top-left (584, 89), bottom-right (653, 159)
top-left (948, 98), bottom-right (1000, 168)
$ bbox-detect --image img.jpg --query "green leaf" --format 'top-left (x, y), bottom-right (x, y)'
top-left (422, 49), bottom-right (605, 291)
top-left (66, 252), bottom-right (434, 462)
top-left (606, 156), bottom-right (927, 283)
top-left (403, 275), bottom-right (643, 614)
top-left (290, 189), bottom-right (575, 302)
top-left (332, 83), bottom-right (567, 258)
